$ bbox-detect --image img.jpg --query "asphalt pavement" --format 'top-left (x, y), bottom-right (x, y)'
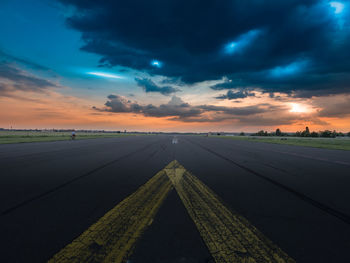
top-left (1, 135), bottom-right (350, 262)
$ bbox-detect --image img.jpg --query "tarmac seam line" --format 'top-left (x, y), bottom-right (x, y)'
top-left (0, 141), bottom-right (157, 216)
top-left (187, 138), bottom-right (350, 226)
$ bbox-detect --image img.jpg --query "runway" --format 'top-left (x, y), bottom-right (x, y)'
top-left (1, 135), bottom-right (350, 262)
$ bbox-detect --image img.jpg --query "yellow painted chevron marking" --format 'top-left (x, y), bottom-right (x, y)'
top-left (165, 160), bottom-right (295, 263)
top-left (48, 169), bottom-right (173, 263)
top-left (49, 160), bottom-right (294, 263)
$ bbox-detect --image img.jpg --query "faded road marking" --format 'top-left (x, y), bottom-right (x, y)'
top-left (49, 160), bottom-right (294, 263)
top-left (165, 160), bottom-right (295, 263)
top-left (48, 170), bottom-right (172, 263)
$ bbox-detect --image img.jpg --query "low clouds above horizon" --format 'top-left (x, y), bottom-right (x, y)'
top-left (93, 94), bottom-right (346, 126)
top-left (94, 94), bottom-right (285, 123)
top-left (58, 0), bottom-right (350, 97)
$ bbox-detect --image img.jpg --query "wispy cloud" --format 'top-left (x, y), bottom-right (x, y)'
top-left (135, 78), bottom-right (180, 95)
top-left (0, 62), bottom-right (58, 96)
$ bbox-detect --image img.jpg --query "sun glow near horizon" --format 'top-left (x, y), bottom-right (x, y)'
top-left (289, 103), bottom-right (311, 113)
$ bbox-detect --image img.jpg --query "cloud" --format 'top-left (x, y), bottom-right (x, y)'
top-left (210, 79), bottom-right (247, 90)
top-left (0, 62), bottom-right (58, 96)
top-left (96, 95), bottom-right (201, 118)
top-left (223, 29), bottom-right (263, 55)
top-left (95, 94), bottom-right (290, 124)
top-left (268, 60), bottom-right (310, 79)
top-left (197, 104), bottom-right (271, 116)
top-left (134, 77), bottom-right (179, 95)
top-left (315, 95), bottom-right (350, 117)
top-left (58, 0), bottom-right (350, 97)
top-left (216, 89), bottom-right (256, 100)
top-left (103, 94), bottom-right (139, 113)
top-left (0, 50), bottom-right (52, 72)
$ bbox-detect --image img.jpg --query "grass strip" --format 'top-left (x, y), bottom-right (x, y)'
top-left (215, 136), bottom-right (350, 151)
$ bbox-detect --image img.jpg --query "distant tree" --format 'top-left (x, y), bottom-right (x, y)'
top-left (239, 132), bottom-right (245, 136)
top-left (348, 132), bottom-right (350, 137)
top-left (256, 130), bottom-right (265, 136)
top-left (300, 126), bottom-right (310, 137)
top-left (302, 126), bottom-right (310, 137)
top-left (320, 130), bottom-right (335, 138)
top-left (252, 130), bottom-right (273, 136)
top-left (295, 131), bottom-right (301, 137)
top-left (310, 131), bottom-right (319, 137)
top-left (332, 130), bottom-right (337, 138)
top-left (275, 128), bottom-right (282, 136)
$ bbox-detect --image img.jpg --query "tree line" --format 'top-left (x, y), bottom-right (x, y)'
top-left (246, 127), bottom-right (350, 138)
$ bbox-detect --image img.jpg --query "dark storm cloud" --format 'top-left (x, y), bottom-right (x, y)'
top-left (58, 0), bottom-right (350, 96)
top-left (0, 62), bottom-right (57, 95)
top-left (210, 79), bottom-right (248, 90)
top-left (134, 78), bottom-right (179, 95)
top-left (216, 90), bottom-right (256, 100)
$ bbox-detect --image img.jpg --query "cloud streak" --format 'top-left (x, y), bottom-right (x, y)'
top-left (0, 62), bottom-right (58, 96)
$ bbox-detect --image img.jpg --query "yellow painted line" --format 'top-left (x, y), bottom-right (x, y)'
top-left (165, 160), bottom-right (295, 263)
top-left (48, 169), bottom-right (173, 263)
top-left (49, 160), bottom-right (295, 263)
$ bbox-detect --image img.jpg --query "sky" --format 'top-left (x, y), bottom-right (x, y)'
top-left (0, 0), bottom-right (350, 132)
